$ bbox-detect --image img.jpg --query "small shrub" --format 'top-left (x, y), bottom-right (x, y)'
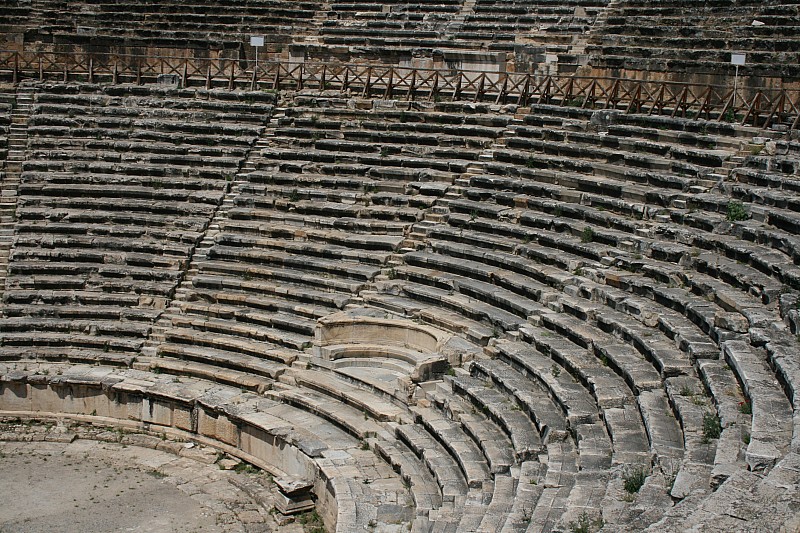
top-left (662, 459), bottom-right (679, 493)
top-left (550, 364), bottom-right (561, 378)
top-left (726, 201), bottom-right (748, 222)
top-left (743, 432), bottom-right (751, 445)
top-left (702, 412), bottom-right (722, 443)
top-left (569, 511), bottom-right (604, 533)
top-left (722, 109), bottom-right (735, 123)
top-left (581, 227), bottom-right (594, 243)
top-left (297, 509), bottom-right (326, 533)
top-left (623, 464), bottom-right (648, 494)
top-left (234, 462), bottom-right (260, 474)
top-left (738, 400), bottom-right (752, 415)
top-left (289, 189), bottom-right (301, 202)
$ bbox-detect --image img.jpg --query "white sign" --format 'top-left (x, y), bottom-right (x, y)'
top-left (250, 36), bottom-right (264, 47)
top-left (731, 53), bottom-right (746, 66)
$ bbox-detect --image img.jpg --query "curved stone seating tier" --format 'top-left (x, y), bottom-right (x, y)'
top-left (226, 205), bottom-right (412, 235)
top-left (359, 290), bottom-right (497, 346)
top-left (415, 216), bottom-right (727, 363)
top-left (696, 358), bottom-right (750, 487)
top-left (643, 452), bottom-right (800, 533)
top-left (270, 362), bottom-right (527, 531)
top-left (504, 120), bottom-right (731, 180)
top-left (439, 392), bottom-right (518, 475)
top-left (300, 355), bottom-right (417, 406)
top-left (762, 333), bottom-right (800, 448)
top-left (435, 109), bottom-right (793, 337)
top-left (586, 0), bottom-right (800, 79)
top-left (3, 84), bottom-right (800, 532)
top-left (446, 371), bottom-right (545, 461)
top-left (5, 83), bottom-right (269, 362)
top-left (722, 340), bottom-right (794, 472)
top-left (0, 362), bottom-right (421, 533)
top-left (219, 219), bottom-right (405, 250)
top-left (22, 0), bottom-right (321, 50)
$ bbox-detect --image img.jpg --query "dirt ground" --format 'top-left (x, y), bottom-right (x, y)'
top-left (0, 437), bottom-right (303, 533)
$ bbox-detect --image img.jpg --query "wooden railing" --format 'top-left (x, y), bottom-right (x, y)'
top-left (2, 49), bottom-right (799, 130)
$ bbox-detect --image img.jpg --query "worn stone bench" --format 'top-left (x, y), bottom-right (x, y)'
top-left (447, 373), bottom-right (543, 461)
top-left (191, 274), bottom-right (351, 309)
top-left (723, 340), bottom-right (793, 471)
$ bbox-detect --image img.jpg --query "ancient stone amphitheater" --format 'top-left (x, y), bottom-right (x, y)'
top-left (1, 1), bottom-right (800, 532)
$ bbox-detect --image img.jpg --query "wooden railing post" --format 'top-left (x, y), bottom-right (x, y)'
top-left (454, 71), bottom-right (463, 100)
top-left (385, 67), bottom-right (394, 99)
top-left (519, 74), bottom-right (531, 106)
top-left (297, 63), bottom-right (304, 90)
top-left (496, 73), bottom-right (508, 104)
top-left (272, 63), bottom-right (280, 90)
top-left (474, 72), bottom-right (485, 102)
top-left (407, 69), bottom-right (416, 101)
top-left (362, 66), bottom-right (372, 97)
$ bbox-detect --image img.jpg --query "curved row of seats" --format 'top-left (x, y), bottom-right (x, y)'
top-left (586, 0), bottom-right (800, 80)
top-left (1, 83), bottom-right (273, 366)
top-left (11, 0), bottom-right (321, 53)
top-left (1, 84), bottom-right (799, 531)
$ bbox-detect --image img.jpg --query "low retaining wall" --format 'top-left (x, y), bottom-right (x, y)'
top-left (0, 363), bottom-right (341, 531)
